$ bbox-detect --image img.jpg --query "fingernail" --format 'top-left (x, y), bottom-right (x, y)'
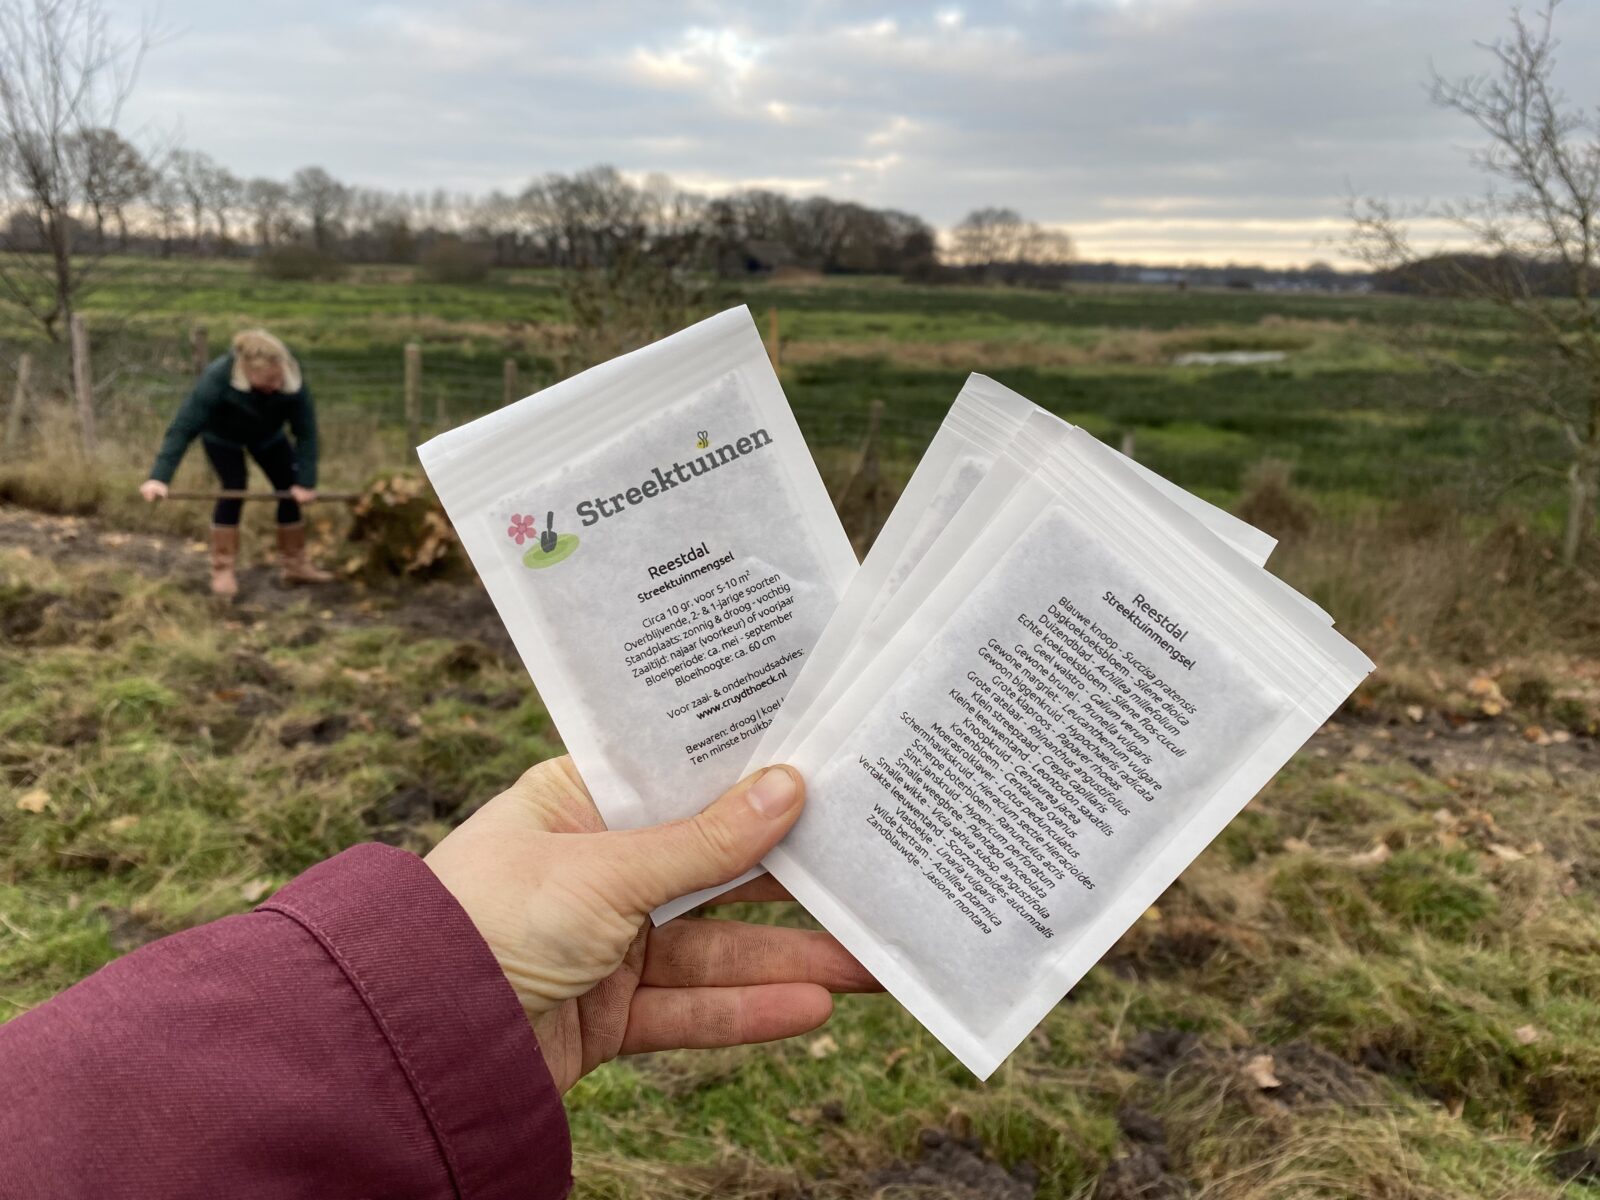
top-left (747, 767), bottom-right (798, 818)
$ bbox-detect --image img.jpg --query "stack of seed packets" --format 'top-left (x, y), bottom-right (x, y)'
top-left (424, 313), bottom-right (1374, 1080)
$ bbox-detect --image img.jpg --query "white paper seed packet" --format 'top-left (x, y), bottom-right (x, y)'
top-left (765, 425), bottom-right (1372, 1078)
top-left (419, 307), bottom-right (857, 915)
top-left (745, 375), bottom-right (1303, 779)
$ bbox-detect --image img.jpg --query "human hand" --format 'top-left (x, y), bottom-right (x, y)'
top-left (423, 757), bottom-right (878, 1092)
top-left (289, 485), bottom-right (316, 505)
top-left (139, 480), bottom-right (168, 502)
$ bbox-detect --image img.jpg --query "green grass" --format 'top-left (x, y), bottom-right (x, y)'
top-left (3, 263), bottom-right (1599, 1197)
top-left (0, 256), bottom-right (1569, 520)
top-left (3, 539), bottom-right (1599, 1199)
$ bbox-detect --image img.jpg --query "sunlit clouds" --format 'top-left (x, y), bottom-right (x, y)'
top-left (122, 0), bottom-right (1599, 265)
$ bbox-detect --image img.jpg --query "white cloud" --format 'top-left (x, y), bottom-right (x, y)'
top-left (118, 0), bottom-right (1600, 263)
top-left (630, 25), bottom-right (765, 92)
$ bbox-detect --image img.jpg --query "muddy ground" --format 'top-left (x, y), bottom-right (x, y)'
top-left (7, 501), bottom-right (1600, 1198)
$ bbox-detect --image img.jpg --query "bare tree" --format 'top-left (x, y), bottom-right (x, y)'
top-left (951, 207), bottom-right (1025, 267)
top-left (290, 165), bottom-right (347, 251)
top-left (147, 169), bottom-right (181, 257)
top-left (0, 0), bottom-right (151, 340)
top-left (949, 207), bottom-right (1073, 277)
top-left (168, 148), bottom-right (217, 250)
top-left (203, 160), bottom-right (239, 249)
top-left (244, 176), bottom-right (289, 247)
top-left (1350, 1), bottom-right (1599, 564)
top-left (64, 126), bottom-right (149, 249)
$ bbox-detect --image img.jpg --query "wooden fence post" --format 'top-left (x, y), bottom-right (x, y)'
top-left (1120, 430), bottom-right (1137, 460)
top-left (502, 357), bottom-right (518, 407)
top-left (191, 324), bottom-right (209, 375)
top-left (767, 306), bottom-right (780, 369)
top-left (70, 313), bottom-right (96, 456)
top-left (404, 342), bottom-right (421, 457)
top-left (834, 398), bottom-right (885, 555)
top-left (4, 352), bottom-right (30, 446)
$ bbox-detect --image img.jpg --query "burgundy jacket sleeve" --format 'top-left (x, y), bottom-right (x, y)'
top-left (0, 844), bottom-right (572, 1200)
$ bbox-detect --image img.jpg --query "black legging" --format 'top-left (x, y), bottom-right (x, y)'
top-left (203, 435), bottom-right (301, 527)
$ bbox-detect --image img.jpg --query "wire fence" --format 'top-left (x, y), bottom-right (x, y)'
top-left (0, 315), bottom-right (1548, 513)
top-left (0, 321), bottom-right (936, 471)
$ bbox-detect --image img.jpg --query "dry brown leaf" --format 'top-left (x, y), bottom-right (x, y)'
top-left (1282, 837), bottom-right (1313, 854)
top-left (1522, 725), bottom-right (1550, 745)
top-left (1243, 1053), bottom-right (1281, 1089)
top-left (807, 1033), bottom-right (839, 1059)
top-left (1513, 1025), bottom-right (1540, 1046)
top-left (1405, 704), bottom-right (1426, 723)
top-left (15, 788), bottom-right (48, 814)
top-left (1487, 843), bottom-right (1525, 863)
top-left (106, 815), bottom-right (140, 833)
top-left (1349, 843), bottom-right (1392, 867)
top-left (883, 1046), bottom-right (910, 1069)
top-left (239, 879), bottom-right (274, 903)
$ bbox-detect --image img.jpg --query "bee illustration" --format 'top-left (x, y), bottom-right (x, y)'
top-left (695, 430), bottom-right (710, 450)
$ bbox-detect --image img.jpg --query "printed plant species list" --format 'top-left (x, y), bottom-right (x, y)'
top-left (781, 506), bottom-right (1284, 1040)
top-left (862, 592), bottom-right (1202, 939)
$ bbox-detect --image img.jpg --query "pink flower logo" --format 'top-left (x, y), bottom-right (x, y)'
top-left (507, 513), bottom-right (537, 545)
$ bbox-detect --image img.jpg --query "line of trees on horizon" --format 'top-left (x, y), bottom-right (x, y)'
top-left (4, 131), bottom-right (1084, 283)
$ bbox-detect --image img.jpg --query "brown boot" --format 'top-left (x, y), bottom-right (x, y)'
top-left (277, 522), bottom-right (333, 585)
top-left (210, 525), bottom-right (240, 600)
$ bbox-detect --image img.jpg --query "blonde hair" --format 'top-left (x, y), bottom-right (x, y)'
top-left (229, 328), bottom-right (302, 392)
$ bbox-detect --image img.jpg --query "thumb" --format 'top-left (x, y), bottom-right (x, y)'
top-left (605, 767), bottom-right (803, 914)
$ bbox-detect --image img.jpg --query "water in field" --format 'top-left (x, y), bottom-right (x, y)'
top-left (1171, 350), bottom-right (1289, 366)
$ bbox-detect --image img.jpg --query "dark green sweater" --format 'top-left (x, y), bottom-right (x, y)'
top-left (149, 354), bottom-right (319, 486)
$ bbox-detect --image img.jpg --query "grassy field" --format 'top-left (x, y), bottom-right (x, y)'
top-left (3, 264), bottom-right (1599, 1198)
top-left (0, 258), bottom-right (1568, 519)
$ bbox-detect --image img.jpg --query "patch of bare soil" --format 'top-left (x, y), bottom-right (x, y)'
top-left (1317, 709), bottom-right (1598, 780)
top-left (1121, 1027), bottom-right (1380, 1106)
top-left (1094, 1108), bottom-right (1189, 1200)
top-left (856, 1128), bottom-right (1038, 1200)
top-left (0, 503), bottom-right (517, 661)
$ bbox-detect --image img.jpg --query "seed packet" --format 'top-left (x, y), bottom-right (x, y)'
top-left (763, 425), bottom-right (1372, 1078)
top-left (419, 307), bottom-right (857, 912)
top-left (745, 375), bottom-right (1298, 777)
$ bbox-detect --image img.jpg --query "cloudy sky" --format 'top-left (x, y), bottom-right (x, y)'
top-left (117, 0), bottom-right (1599, 266)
